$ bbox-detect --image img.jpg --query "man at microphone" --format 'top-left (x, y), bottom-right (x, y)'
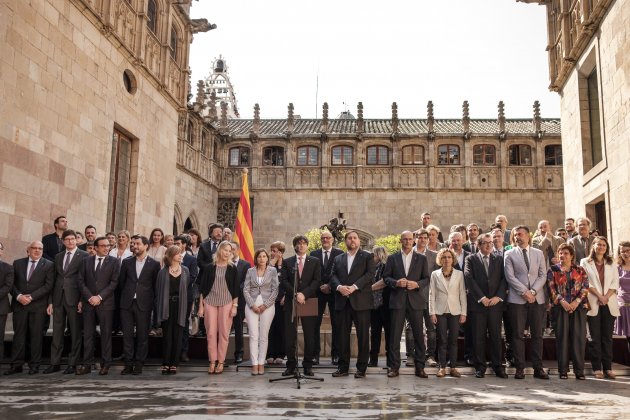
top-left (280, 235), bottom-right (321, 377)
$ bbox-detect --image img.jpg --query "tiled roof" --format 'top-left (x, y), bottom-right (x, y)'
top-left (226, 118), bottom-right (561, 136)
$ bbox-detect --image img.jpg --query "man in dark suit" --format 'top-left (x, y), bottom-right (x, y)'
top-left (463, 233), bottom-right (508, 378)
top-left (76, 236), bottom-right (120, 375)
top-left (463, 223), bottom-right (481, 254)
top-left (0, 242), bottom-right (15, 369)
top-left (310, 230), bottom-right (343, 365)
top-left (449, 231), bottom-right (474, 365)
top-left (281, 235), bottom-right (321, 377)
top-left (383, 231), bottom-right (430, 378)
top-left (231, 241), bottom-right (251, 364)
top-left (44, 230), bottom-right (88, 374)
top-left (119, 235), bottom-right (160, 375)
top-left (78, 225), bottom-right (97, 252)
top-left (4, 241), bottom-right (54, 375)
top-left (196, 223), bottom-right (224, 270)
top-left (174, 234), bottom-right (199, 361)
top-left (42, 216), bottom-right (67, 261)
top-left (330, 231), bottom-right (375, 378)
top-left (568, 217), bottom-right (594, 263)
top-left (413, 229), bottom-right (438, 366)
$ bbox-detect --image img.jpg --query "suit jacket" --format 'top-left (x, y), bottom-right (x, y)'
top-left (383, 251), bottom-right (430, 311)
top-left (51, 248), bottom-right (89, 307)
top-left (463, 252), bottom-right (506, 312)
top-left (0, 261), bottom-right (15, 315)
top-left (569, 235), bottom-right (595, 264)
top-left (429, 269), bottom-right (467, 316)
top-left (453, 249), bottom-right (471, 271)
top-left (415, 248), bottom-right (437, 304)
top-left (532, 234), bottom-right (565, 270)
top-left (235, 259), bottom-right (251, 290)
top-left (243, 266), bottom-right (279, 308)
top-left (281, 255), bottom-right (321, 304)
top-left (463, 241), bottom-right (477, 254)
top-left (118, 256), bottom-right (161, 312)
top-left (310, 247), bottom-right (344, 287)
top-left (330, 250), bottom-right (375, 312)
top-left (197, 239), bottom-right (220, 269)
top-left (182, 253), bottom-right (199, 301)
top-left (77, 255), bottom-right (120, 310)
top-left (42, 232), bottom-right (64, 262)
top-left (504, 246), bottom-right (546, 304)
top-left (11, 257), bottom-right (55, 310)
top-left (199, 263), bottom-right (239, 299)
top-left (580, 258), bottom-right (620, 317)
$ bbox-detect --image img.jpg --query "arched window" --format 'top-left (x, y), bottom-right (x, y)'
top-left (201, 131), bottom-right (208, 154)
top-left (402, 145), bottom-right (424, 165)
top-left (170, 26), bottom-right (178, 60)
top-left (213, 140), bottom-right (218, 160)
top-left (509, 144), bottom-right (532, 166)
top-left (473, 144), bottom-right (496, 165)
top-left (147, 0), bottom-right (157, 34)
top-left (262, 146), bottom-right (284, 166)
top-left (544, 144), bottom-right (562, 165)
top-left (186, 121), bottom-right (193, 144)
top-left (331, 146), bottom-right (353, 165)
top-left (297, 146), bottom-right (318, 166)
top-left (366, 146), bottom-right (389, 165)
top-left (438, 144), bottom-right (460, 165)
top-left (229, 147), bottom-right (249, 167)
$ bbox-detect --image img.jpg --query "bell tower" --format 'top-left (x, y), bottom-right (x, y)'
top-left (204, 55), bottom-right (240, 119)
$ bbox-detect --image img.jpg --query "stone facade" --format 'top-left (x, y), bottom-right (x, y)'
top-left (520, 0), bottom-right (630, 248)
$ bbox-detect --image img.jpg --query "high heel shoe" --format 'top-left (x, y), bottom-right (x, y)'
top-left (208, 362), bottom-right (216, 374)
top-left (251, 365), bottom-right (258, 376)
top-left (169, 366), bottom-right (177, 375)
top-left (215, 362), bottom-right (224, 374)
top-left (161, 365), bottom-right (169, 375)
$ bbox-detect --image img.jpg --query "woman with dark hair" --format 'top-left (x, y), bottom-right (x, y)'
top-left (148, 228), bottom-right (167, 263)
top-left (243, 249), bottom-right (278, 375)
top-left (547, 243), bottom-right (589, 379)
top-left (581, 236), bottom-right (620, 379)
top-left (369, 246), bottom-right (389, 367)
top-left (614, 241), bottom-right (630, 356)
top-left (187, 228), bottom-right (202, 257)
top-left (266, 241), bottom-right (287, 365)
top-left (155, 245), bottom-right (190, 375)
top-left (198, 241), bottom-right (239, 374)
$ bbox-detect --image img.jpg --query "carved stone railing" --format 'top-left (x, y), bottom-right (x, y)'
top-left (167, 57), bottom-right (182, 102)
top-left (471, 168), bottom-right (500, 189)
top-left (507, 167), bottom-right (536, 189)
top-left (144, 31), bottom-right (161, 78)
top-left (257, 168), bottom-right (286, 189)
top-left (112, 0), bottom-right (136, 52)
top-left (293, 168), bottom-right (321, 188)
top-left (435, 168), bottom-right (464, 189)
top-left (177, 140), bottom-right (198, 174)
top-left (398, 167), bottom-right (427, 189)
top-left (543, 167), bottom-right (564, 189)
top-left (363, 168), bottom-right (391, 189)
top-left (222, 168), bottom-right (245, 190)
top-left (328, 168), bottom-right (356, 189)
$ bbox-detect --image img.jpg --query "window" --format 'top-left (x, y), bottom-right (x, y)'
top-left (186, 121), bottom-right (193, 144)
top-left (366, 146), bottom-right (389, 165)
top-left (509, 144), bottom-right (532, 166)
top-left (107, 129), bottom-right (134, 232)
top-left (544, 144), bottom-right (562, 165)
top-left (331, 146), bottom-right (353, 165)
top-left (170, 26), bottom-right (178, 60)
top-left (201, 131), bottom-right (208, 154)
top-left (587, 68), bottom-right (602, 166)
top-left (147, 0), bottom-right (157, 34)
top-left (437, 144), bottom-right (460, 165)
top-left (229, 147), bottom-right (249, 167)
top-left (402, 145), bottom-right (424, 165)
top-left (473, 144), bottom-right (496, 165)
top-left (213, 140), bottom-right (218, 160)
top-left (262, 146), bottom-right (284, 166)
top-left (297, 146), bottom-right (318, 166)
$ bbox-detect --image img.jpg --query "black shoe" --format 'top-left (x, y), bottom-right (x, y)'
top-left (332, 370), bottom-right (348, 377)
top-left (331, 356), bottom-right (339, 365)
top-left (465, 358), bottom-right (475, 367)
top-left (559, 372), bottom-right (568, 379)
top-left (76, 365), bottom-right (91, 375)
top-left (576, 373), bottom-right (586, 380)
top-left (514, 369), bottom-right (525, 379)
top-left (43, 365), bottom-right (60, 374)
top-left (180, 352), bottom-right (190, 362)
top-left (494, 368), bottom-right (508, 378)
top-left (121, 366), bottom-right (134, 375)
top-left (387, 369), bottom-right (399, 378)
top-left (303, 368), bottom-right (314, 376)
top-left (474, 370), bottom-right (485, 378)
top-left (28, 367), bottom-right (39, 375)
top-left (234, 354), bottom-right (243, 364)
top-left (133, 364), bottom-right (143, 375)
top-left (63, 366), bottom-right (76, 374)
top-left (312, 357), bottom-right (319, 366)
top-left (99, 366), bottom-right (109, 375)
top-left (4, 366), bottom-right (23, 375)
top-left (368, 359), bottom-right (378, 368)
top-left (415, 368), bottom-right (428, 378)
top-left (354, 370), bottom-right (366, 379)
top-left (282, 368), bottom-right (296, 377)
top-left (533, 368), bottom-right (549, 380)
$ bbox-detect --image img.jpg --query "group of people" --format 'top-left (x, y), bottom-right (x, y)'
top-left (0, 213), bottom-right (628, 381)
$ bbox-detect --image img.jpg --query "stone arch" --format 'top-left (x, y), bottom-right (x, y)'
top-left (185, 210), bottom-right (200, 231)
top-left (173, 203), bottom-right (183, 235)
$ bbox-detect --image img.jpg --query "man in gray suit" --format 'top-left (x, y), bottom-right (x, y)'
top-left (568, 217), bottom-right (594, 263)
top-left (504, 225), bottom-right (549, 380)
top-left (44, 230), bottom-right (88, 374)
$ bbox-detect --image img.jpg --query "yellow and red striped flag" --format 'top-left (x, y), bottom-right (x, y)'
top-left (234, 168), bottom-right (254, 266)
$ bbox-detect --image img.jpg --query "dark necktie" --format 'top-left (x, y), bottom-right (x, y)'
top-left (96, 257), bottom-right (103, 272)
top-left (27, 260), bottom-right (37, 282)
top-left (323, 250), bottom-right (329, 266)
top-left (483, 255), bottom-right (489, 276)
top-left (211, 242), bottom-right (217, 253)
top-left (522, 249), bottom-right (530, 271)
top-left (582, 238), bottom-right (588, 255)
top-left (63, 251), bottom-right (71, 272)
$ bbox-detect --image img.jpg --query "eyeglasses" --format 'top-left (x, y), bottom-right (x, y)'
top-left (480, 241), bottom-right (493, 245)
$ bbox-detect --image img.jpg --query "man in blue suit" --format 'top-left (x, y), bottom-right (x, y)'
top-left (504, 225), bottom-right (548, 380)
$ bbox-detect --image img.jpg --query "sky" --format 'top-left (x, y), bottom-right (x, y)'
top-left (189, 0), bottom-right (559, 120)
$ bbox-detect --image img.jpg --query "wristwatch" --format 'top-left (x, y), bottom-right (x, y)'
top-left (530, 289), bottom-right (537, 296)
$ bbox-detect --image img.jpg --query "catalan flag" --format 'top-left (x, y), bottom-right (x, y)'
top-left (234, 168), bottom-right (254, 266)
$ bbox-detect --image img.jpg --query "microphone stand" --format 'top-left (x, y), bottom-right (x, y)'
top-left (269, 255), bottom-right (323, 389)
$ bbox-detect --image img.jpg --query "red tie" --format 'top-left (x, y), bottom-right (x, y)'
top-left (298, 257), bottom-right (304, 277)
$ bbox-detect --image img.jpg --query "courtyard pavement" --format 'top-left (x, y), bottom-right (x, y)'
top-left (0, 364), bottom-right (629, 419)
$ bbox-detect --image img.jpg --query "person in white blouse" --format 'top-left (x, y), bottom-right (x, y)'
top-left (243, 249), bottom-right (279, 375)
top-left (429, 249), bottom-right (467, 378)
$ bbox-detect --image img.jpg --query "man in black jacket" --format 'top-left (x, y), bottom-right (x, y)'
top-left (231, 241), bottom-right (251, 364)
top-left (0, 242), bottom-right (14, 371)
top-left (42, 216), bottom-right (67, 261)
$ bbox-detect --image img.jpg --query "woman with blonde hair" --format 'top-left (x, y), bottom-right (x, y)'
top-left (426, 225), bottom-right (444, 252)
top-left (198, 241), bottom-right (239, 374)
top-left (243, 249), bottom-right (279, 375)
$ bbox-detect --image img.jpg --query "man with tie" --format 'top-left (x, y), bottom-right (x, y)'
top-left (310, 230), bottom-right (343, 365)
top-left (330, 231), bottom-right (375, 378)
top-left (197, 223), bottom-right (224, 270)
top-left (44, 230), bottom-right (88, 374)
top-left (281, 235), bottom-right (321, 376)
top-left (464, 233), bottom-right (508, 378)
top-left (504, 225), bottom-right (549, 379)
top-left (568, 217), bottom-right (594, 263)
top-left (42, 216), bottom-right (68, 261)
top-left (119, 235), bottom-right (160, 375)
top-left (413, 229), bottom-right (438, 367)
top-left (383, 231), bottom-right (430, 378)
top-left (231, 241), bottom-right (251, 364)
top-left (4, 241), bottom-right (54, 375)
top-left (0, 242), bottom-right (14, 371)
top-left (463, 223), bottom-right (481, 254)
top-left (76, 236), bottom-right (120, 375)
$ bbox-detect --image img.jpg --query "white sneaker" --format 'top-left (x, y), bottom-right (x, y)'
top-left (426, 357), bottom-right (437, 367)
